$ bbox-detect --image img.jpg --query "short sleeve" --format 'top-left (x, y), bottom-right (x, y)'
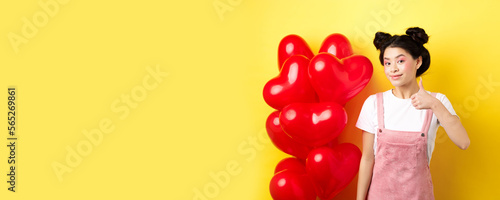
top-left (436, 93), bottom-right (458, 126)
top-left (356, 95), bottom-right (377, 134)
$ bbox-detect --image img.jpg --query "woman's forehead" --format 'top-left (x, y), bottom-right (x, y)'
top-left (384, 47), bottom-right (410, 59)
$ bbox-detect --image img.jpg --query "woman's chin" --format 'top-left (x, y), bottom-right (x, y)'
top-left (389, 80), bottom-right (408, 88)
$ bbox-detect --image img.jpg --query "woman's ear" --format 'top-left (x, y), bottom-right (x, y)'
top-left (416, 56), bottom-right (422, 69)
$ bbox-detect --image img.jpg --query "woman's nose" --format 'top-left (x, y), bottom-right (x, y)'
top-left (390, 65), bottom-right (398, 73)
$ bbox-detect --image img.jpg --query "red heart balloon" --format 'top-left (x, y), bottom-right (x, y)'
top-left (274, 157), bottom-right (306, 174)
top-left (267, 111), bottom-right (314, 160)
top-left (306, 143), bottom-right (362, 200)
top-left (263, 55), bottom-right (318, 110)
top-left (270, 170), bottom-right (317, 200)
top-left (278, 34), bottom-right (314, 70)
top-left (308, 53), bottom-right (373, 105)
top-left (279, 102), bottom-right (347, 147)
top-left (318, 33), bottom-right (353, 59)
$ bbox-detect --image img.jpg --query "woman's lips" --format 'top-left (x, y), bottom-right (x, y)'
top-left (390, 74), bottom-right (402, 80)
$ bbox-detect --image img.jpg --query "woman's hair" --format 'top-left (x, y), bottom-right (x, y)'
top-left (373, 27), bottom-right (430, 77)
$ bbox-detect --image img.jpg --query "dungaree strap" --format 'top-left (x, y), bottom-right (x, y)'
top-left (421, 92), bottom-right (437, 134)
top-left (376, 93), bottom-right (384, 131)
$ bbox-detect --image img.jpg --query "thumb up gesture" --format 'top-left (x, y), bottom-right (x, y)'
top-left (411, 78), bottom-right (437, 110)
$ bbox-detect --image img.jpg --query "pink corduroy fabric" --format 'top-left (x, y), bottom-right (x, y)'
top-left (367, 92), bottom-right (436, 200)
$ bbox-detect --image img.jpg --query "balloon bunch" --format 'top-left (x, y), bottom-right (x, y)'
top-left (263, 34), bottom-right (373, 200)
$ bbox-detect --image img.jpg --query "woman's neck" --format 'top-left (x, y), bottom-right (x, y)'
top-left (392, 80), bottom-right (420, 99)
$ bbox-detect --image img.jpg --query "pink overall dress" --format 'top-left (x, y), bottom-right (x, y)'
top-left (367, 92), bottom-right (436, 200)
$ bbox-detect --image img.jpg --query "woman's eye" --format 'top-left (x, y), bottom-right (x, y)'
top-left (397, 60), bottom-right (404, 64)
top-left (384, 62), bottom-right (390, 66)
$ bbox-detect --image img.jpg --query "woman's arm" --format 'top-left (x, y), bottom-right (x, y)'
top-left (411, 79), bottom-right (470, 150)
top-left (357, 131), bottom-right (375, 200)
top-left (429, 98), bottom-right (470, 149)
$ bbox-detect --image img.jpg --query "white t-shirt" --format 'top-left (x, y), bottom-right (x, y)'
top-left (355, 89), bottom-right (458, 162)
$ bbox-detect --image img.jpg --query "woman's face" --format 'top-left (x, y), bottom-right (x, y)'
top-left (382, 47), bottom-right (422, 87)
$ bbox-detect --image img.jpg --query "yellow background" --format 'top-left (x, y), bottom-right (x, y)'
top-left (1, 0), bottom-right (499, 199)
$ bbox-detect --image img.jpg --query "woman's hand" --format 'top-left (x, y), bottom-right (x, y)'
top-left (411, 78), bottom-right (437, 110)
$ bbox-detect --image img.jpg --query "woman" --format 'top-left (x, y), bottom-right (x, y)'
top-left (355, 27), bottom-right (470, 200)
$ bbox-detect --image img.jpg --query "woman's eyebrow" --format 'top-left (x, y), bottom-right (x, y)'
top-left (384, 54), bottom-right (405, 60)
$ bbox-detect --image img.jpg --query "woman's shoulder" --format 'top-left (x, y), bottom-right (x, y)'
top-left (422, 91), bottom-right (455, 108)
top-left (362, 93), bottom-right (377, 104)
top-left (428, 91), bottom-right (449, 101)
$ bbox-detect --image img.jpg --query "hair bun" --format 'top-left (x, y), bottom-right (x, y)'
top-left (406, 27), bottom-right (428, 45)
top-left (373, 32), bottom-right (392, 50)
